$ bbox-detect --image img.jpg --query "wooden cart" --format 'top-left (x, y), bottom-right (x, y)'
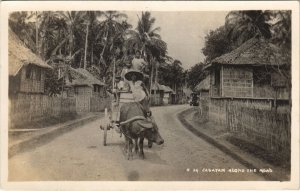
top-left (99, 91), bottom-right (135, 146)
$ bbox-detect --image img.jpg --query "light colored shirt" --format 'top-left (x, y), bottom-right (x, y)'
top-left (117, 81), bottom-right (124, 90)
top-left (131, 58), bottom-right (146, 71)
top-left (128, 80), bottom-right (146, 102)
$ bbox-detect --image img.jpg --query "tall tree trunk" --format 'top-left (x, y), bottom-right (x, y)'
top-left (91, 44), bottom-right (94, 66)
top-left (69, 28), bottom-right (73, 59)
top-left (154, 60), bottom-right (158, 105)
top-left (84, 23), bottom-right (89, 69)
top-left (149, 56), bottom-right (154, 103)
top-left (98, 30), bottom-right (108, 66)
top-left (79, 54), bottom-right (83, 68)
top-left (112, 58), bottom-right (116, 89)
top-left (51, 39), bottom-right (67, 56)
top-left (174, 83), bottom-right (177, 103)
top-left (35, 11), bottom-right (39, 56)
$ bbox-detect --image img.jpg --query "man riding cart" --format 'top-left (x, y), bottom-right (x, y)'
top-left (112, 50), bottom-right (151, 126)
top-left (99, 50), bottom-right (164, 159)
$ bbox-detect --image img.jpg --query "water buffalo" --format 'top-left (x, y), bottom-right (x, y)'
top-left (119, 102), bottom-right (164, 159)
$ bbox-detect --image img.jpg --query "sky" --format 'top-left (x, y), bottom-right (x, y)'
top-left (124, 11), bottom-right (229, 69)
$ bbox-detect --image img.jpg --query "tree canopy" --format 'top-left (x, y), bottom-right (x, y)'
top-left (187, 10), bottom-right (291, 92)
top-left (9, 11), bottom-right (186, 96)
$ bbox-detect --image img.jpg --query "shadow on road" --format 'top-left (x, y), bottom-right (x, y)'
top-left (127, 170), bottom-right (140, 181)
top-left (143, 151), bottom-right (167, 165)
top-left (105, 142), bottom-right (123, 147)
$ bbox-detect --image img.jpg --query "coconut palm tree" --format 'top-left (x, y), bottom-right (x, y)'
top-left (55, 11), bottom-right (86, 65)
top-left (96, 11), bottom-right (127, 65)
top-left (270, 11), bottom-right (291, 49)
top-left (9, 11), bottom-right (36, 52)
top-left (125, 11), bottom-right (167, 93)
top-left (79, 11), bottom-right (102, 69)
top-left (225, 10), bottom-right (272, 47)
top-left (92, 11), bottom-right (128, 84)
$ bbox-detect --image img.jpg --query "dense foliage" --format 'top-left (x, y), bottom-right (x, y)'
top-left (9, 11), bottom-right (186, 96)
top-left (187, 10), bottom-right (291, 91)
top-left (186, 63), bottom-right (208, 91)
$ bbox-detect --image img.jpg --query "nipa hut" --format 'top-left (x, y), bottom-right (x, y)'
top-left (64, 67), bottom-right (106, 113)
top-left (160, 85), bottom-right (175, 105)
top-left (195, 76), bottom-right (210, 98)
top-left (200, 36), bottom-right (291, 157)
top-left (205, 36), bottom-right (289, 101)
top-left (9, 28), bottom-right (52, 97)
top-left (151, 83), bottom-right (165, 106)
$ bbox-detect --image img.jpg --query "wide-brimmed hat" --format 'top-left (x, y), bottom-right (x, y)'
top-left (124, 70), bottom-right (144, 81)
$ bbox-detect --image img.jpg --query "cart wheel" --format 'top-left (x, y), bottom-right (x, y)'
top-left (103, 125), bottom-right (107, 146)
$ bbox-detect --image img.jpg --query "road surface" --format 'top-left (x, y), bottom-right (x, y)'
top-left (9, 105), bottom-right (265, 181)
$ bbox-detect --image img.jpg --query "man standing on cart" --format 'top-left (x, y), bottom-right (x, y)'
top-left (114, 50), bottom-right (151, 124)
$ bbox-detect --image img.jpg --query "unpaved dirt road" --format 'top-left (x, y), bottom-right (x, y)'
top-left (9, 105), bottom-right (265, 181)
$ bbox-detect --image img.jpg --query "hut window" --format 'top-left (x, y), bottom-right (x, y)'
top-left (94, 85), bottom-right (100, 93)
top-left (26, 66), bottom-right (32, 79)
top-left (74, 87), bottom-right (78, 94)
top-left (36, 68), bottom-right (41, 81)
top-left (253, 68), bottom-right (271, 85)
top-left (214, 68), bottom-right (220, 86)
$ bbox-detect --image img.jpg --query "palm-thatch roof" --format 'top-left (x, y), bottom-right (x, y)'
top-left (9, 28), bottom-right (52, 76)
top-left (209, 36), bottom-right (289, 67)
top-left (160, 85), bottom-right (175, 94)
top-left (151, 83), bottom-right (164, 91)
top-left (195, 76), bottom-right (210, 91)
top-left (66, 67), bottom-right (105, 87)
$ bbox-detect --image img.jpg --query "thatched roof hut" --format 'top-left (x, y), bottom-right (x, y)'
top-left (151, 83), bottom-right (165, 91)
top-left (9, 28), bottom-right (52, 76)
top-left (195, 76), bottom-right (210, 91)
top-left (160, 85), bottom-right (175, 94)
top-left (207, 36), bottom-right (289, 68)
top-left (66, 67), bottom-right (105, 87)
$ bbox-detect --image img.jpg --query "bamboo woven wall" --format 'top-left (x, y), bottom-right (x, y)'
top-left (151, 91), bottom-right (164, 106)
top-left (226, 103), bottom-right (290, 152)
top-left (222, 66), bottom-right (253, 97)
top-left (19, 66), bottom-right (45, 93)
top-left (208, 98), bottom-right (290, 158)
top-left (196, 97), bottom-right (209, 123)
top-left (90, 97), bottom-right (111, 112)
top-left (9, 94), bottom-right (76, 127)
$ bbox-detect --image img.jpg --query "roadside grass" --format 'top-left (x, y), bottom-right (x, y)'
top-left (226, 136), bottom-right (291, 170)
top-left (10, 113), bottom-right (79, 130)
